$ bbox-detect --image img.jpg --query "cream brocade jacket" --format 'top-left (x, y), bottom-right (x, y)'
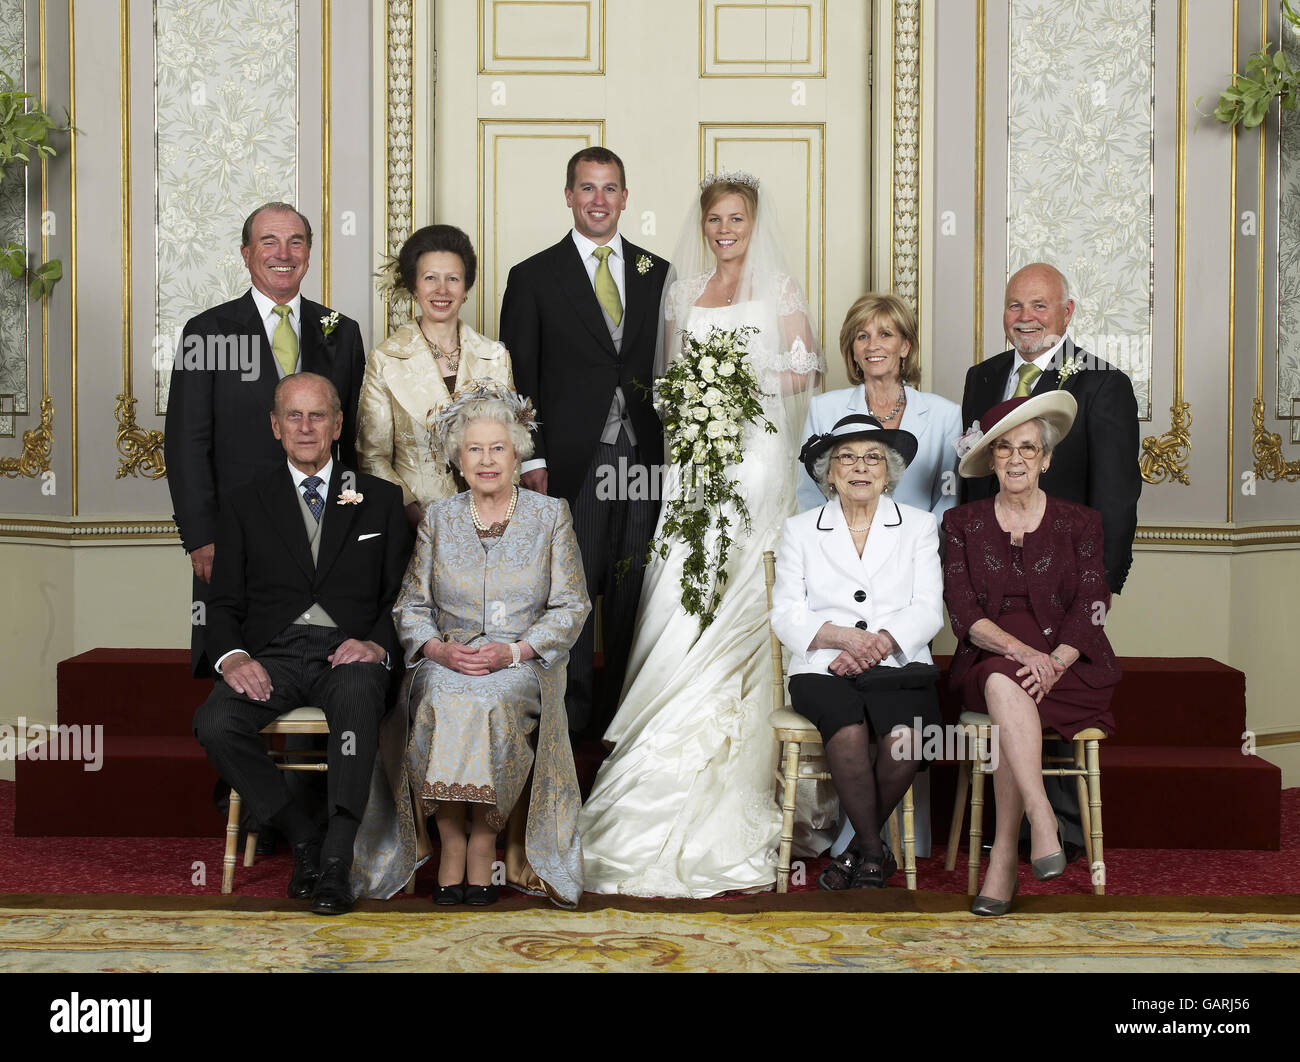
top-left (355, 319), bottom-right (515, 506)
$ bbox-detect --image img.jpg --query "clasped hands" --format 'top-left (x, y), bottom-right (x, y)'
top-left (1007, 646), bottom-right (1066, 703)
top-left (423, 638), bottom-right (533, 676)
top-left (221, 638), bottom-right (386, 701)
top-left (827, 627), bottom-right (899, 678)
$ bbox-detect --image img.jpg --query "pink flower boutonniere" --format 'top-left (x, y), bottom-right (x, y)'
top-left (955, 421), bottom-right (983, 458)
top-left (337, 489), bottom-right (364, 505)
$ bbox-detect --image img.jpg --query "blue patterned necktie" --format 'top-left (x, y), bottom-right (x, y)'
top-left (301, 475), bottom-right (324, 521)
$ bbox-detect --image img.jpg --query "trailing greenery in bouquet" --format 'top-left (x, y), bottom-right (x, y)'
top-left (651, 323), bottom-right (775, 627)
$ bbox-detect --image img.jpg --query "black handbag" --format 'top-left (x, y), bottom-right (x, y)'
top-left (852, 660), bottom-right (941, 693)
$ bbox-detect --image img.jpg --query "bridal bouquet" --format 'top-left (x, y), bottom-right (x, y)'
top-left (652, 324), bottom-right (775, 627)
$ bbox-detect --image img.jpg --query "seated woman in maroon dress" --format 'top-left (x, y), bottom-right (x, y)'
top-left (942, 392), bottom-right (1120, 916)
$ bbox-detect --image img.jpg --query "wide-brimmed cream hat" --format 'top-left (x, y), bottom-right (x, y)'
top-left (956, 391), bottom-right (1077, 478)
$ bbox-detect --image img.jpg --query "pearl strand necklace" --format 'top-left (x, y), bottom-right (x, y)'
top-left (471, 485), bottom-right (517, 538)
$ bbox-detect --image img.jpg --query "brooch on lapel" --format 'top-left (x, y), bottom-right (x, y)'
top-left (636, 254), bottom-right (652, 276)
top-left (320, 310), bottom-right (341, 337)
top-left (338, 489), bottom-right (364, 505)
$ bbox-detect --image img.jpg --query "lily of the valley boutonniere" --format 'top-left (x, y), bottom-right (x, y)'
top-left (337, 489), bottom-right (364, 505)
top-left (636, 254), bottom-right (652, 276)
top-left (1056, 356), bottom-right (1084, 387)
top-left (320, 310), bottom-right (341, 336)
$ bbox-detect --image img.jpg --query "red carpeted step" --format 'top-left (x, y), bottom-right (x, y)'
top-left (15, 736), bottom-right (219, 837)
top-left (56, 648), bottom-right (210, 736)
top-left (1099, 746), bottom-right (1281, 850)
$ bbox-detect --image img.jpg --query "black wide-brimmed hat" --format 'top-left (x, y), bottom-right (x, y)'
top-left (799, 414), bottom-right (918, 485)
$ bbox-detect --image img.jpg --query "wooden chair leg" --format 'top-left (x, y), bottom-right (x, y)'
top-left (945, 758), bottom-right (971, 872)
top-left (243, 831), bottom-right (258, 868)
top-left (887, 806), bottom-right (901, 863)
top-left (222, 790), bottom-right (242, 894)
top-left (967, 727), bottom-right (989, 896)
top-left (1086, 739), bottom-right (1105, 896)
top-left (1073, 740), bottom-right (1093, 867)
top-left (776, 739), bottom-right (800, 893)
top-left (901, 784), bottom-right (916, 890)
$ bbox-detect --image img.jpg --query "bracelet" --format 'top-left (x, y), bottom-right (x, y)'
top-left (509, 642), bottom-right (522, 668)
top-left (1049, 652), bottom-right (1067, 668)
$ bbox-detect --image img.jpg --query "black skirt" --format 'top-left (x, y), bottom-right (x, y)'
top-left (789, 663), bottom-right (941, 751)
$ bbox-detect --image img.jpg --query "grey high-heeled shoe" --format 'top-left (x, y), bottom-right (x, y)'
top-left (1031, 828), bottom-right (1067, 881)
top-left (971, 879), bottom-right (1018, 917)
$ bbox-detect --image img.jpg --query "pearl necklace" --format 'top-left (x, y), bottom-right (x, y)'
top-left (867, 387), bottom-right (905, 424)
top-left (471, 485), bottom-right (517, 538)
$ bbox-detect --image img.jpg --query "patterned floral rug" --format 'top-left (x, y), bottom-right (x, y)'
top-left (3, 894), bottom-right (1297, 972)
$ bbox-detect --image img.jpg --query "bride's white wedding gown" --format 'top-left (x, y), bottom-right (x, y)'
top-left (578, 289), bottom-right (814, 898)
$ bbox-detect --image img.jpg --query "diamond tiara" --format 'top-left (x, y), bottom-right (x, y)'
top-left (699, 170), bottom-right (760, 192)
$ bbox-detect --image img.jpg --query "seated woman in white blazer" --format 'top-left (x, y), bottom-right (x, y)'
top-left (772, 415), bottom-right (944, 889)
top-left (796, 293), bottom-right (961, 518)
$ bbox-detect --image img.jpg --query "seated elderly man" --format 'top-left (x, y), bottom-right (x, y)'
top-left (772, 414), bottom-right (944, 889)
top-left (193, 372), bottom-right (409, 914)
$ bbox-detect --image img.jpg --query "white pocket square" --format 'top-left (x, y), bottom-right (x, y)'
top-left (357, 532), bottom-right (382, 541)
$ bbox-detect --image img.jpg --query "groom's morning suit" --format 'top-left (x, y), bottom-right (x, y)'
top-left (500, 231), bottom-right (669, 735)
top-left (166, 289), bottom-right (367, 676)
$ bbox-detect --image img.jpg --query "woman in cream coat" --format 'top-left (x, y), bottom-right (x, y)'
top-left (357, 224), bottom-right (515, 524)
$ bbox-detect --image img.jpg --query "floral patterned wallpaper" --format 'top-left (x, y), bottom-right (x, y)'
top-left (0, 0), bottom-right (28, 439)
top-left (153, 0), bottom-right (298, 414)
top-left (1278, 15), bottom-right (1300, 443)
top-left (1007, 0), bottom-right (1153, 420)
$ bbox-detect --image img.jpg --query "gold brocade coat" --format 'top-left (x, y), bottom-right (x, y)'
top-left (355, 319), bottom-right (515, 506)
top-left (349, 489), bottom-right (591, 907)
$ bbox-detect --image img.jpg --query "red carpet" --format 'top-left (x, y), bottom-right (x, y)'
top-left (1, 779), bottom-right (1295, 900)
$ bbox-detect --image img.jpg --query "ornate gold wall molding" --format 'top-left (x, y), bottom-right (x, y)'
top-left (385, 0), bottom-right (414, 334)
top-left (1140, 0), bottom-right (1191, 485)
top-left (0, 396), bottom-right (54, 479)
top-left (891, 0), bottom-right (920, 310)
top-left (113, 394), bottom-right (165, 480)
top-left (1251, 397), bottom-right (1300, 481)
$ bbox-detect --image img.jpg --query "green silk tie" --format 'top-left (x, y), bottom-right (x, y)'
top-left (592, 246), bottom-right (623, 326)
top-left (272, 304), bottom-right (299, 376)
top-left (1013, 363), bottom-right (1042, 398)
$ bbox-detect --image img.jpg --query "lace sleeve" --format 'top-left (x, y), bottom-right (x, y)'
top-left (660, 274), bottom-right (710, 372)
top-left (774, 274), bottom-right (825, 378)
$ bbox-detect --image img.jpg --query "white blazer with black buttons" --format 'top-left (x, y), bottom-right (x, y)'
top-left (771, 493), bottom-right (944, 678)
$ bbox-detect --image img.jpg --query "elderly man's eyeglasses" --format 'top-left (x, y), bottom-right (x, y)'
top-left (992, 440), bottom-right (1043, 459)
top-left (833, 450), bottom-right (886, 467)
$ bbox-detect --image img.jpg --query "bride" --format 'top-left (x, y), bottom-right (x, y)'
top-left (578, 173), bottom-right (824, 897)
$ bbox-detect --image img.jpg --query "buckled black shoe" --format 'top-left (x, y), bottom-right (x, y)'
top-left (310, 857), bottom-right (355, 915)
top-left (287, 840), bottom-right (322, 899)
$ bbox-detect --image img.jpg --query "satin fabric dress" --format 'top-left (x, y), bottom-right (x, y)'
top-left (579, 290), bottom-right (819, 897)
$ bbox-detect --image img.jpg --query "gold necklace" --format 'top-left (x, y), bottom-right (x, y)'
top-left (470, 485), bottom-right (517, 538)
top-left (421, 326), bottom-right (461, 373)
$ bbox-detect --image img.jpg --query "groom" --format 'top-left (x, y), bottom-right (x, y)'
top-left (499, 147), bottom-right (670, 739)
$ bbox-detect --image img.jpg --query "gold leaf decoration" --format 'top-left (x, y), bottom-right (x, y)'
top-left (1250, 397), bottom-right (1300, 482)
top-left (114, 393), bottom-right (166, 479)
top-left (1139, 400), bottom-right (1191, 485)
top-left (0, 394), bottom-right (53, 478)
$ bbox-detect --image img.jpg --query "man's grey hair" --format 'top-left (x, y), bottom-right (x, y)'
top-left (813, 440), bottom-right (907, 498)
top-left (242, 202), bottom-right (314, 248)
top-left (273, 371), bottom-right (340, 416)
top-left (443, 399), bottom-right (535, 469)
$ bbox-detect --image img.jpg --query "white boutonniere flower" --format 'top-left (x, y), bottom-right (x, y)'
top-left (320, 310), bottom-right (341, 337)
top-left (337, 489), bottom-right (364, 505)
top-left (1056, 356), bottom-right (1083, 386)
top-left (955, 421), bottom-right (983, 458)
top-left (636, 254), bottom-right (652, 276)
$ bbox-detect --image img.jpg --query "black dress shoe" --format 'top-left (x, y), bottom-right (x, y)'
top-left (310, 858), bottom-right (355, 915)
top-left (464, 884), bottom-right (499, 906)
top-left (254, 824), bottom-right (282, 858)
top-left (434, 882), bottom-right (465, 906)
top-left (287, 840), bottom-right (322, 899)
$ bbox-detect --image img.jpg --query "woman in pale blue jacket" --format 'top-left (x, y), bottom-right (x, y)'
top-left (797, 293), bottom-right (961, 518)
top-left (797, 293), bottom-right (961, 860)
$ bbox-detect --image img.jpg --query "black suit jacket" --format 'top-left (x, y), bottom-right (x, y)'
top-left (498, 234), bottom-right (670, 504)
top-left (204, 464), bottom-right (408, 667)
top-left (959, 339), bottom-right (1142, 593)
top-left (164, 290), bottom-right (367, 553)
